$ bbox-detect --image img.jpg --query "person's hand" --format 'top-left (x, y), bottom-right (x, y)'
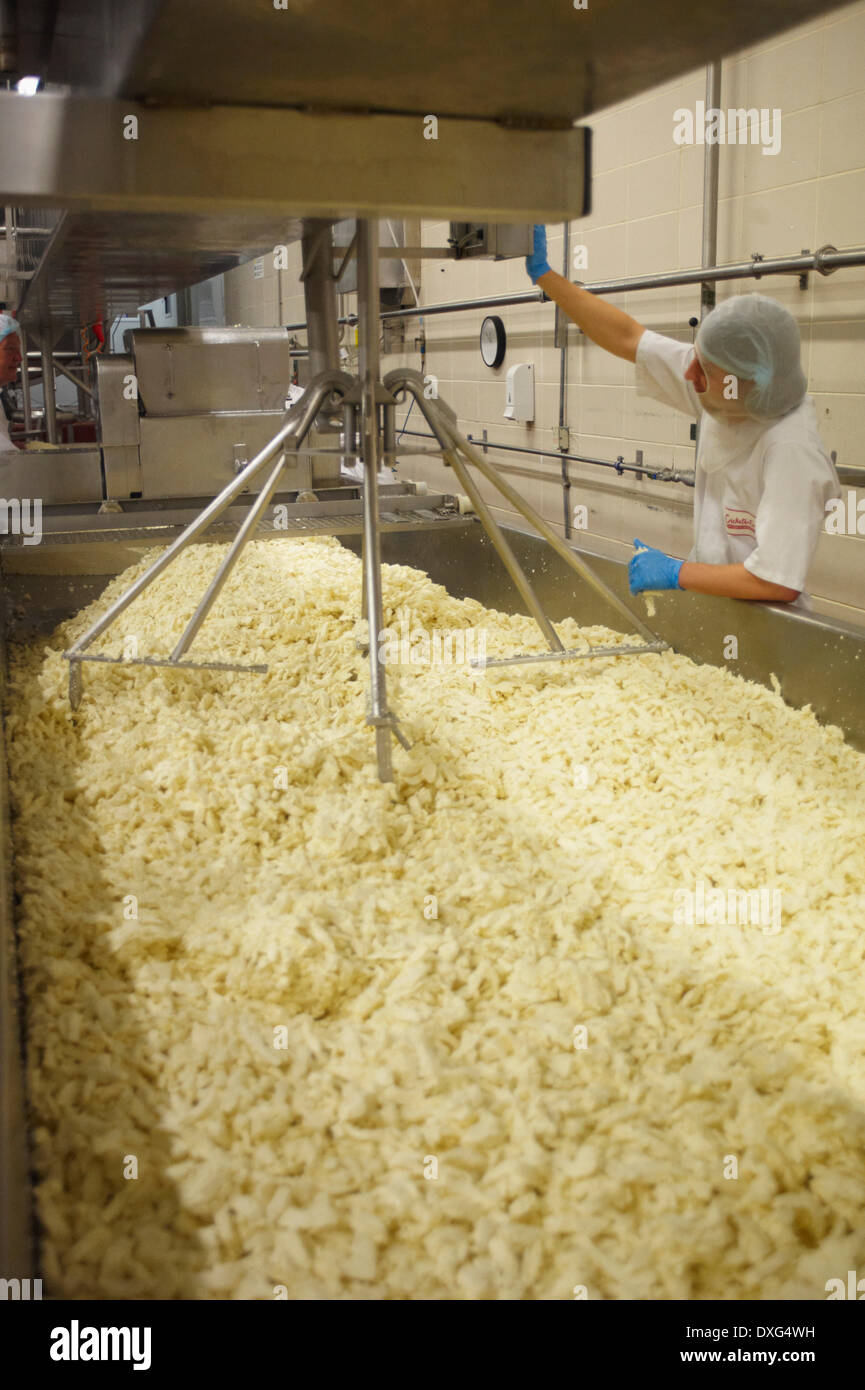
top-left (525, 225), bottom-right (552, 281)
top-left (628, 539), bottom-right (683, 593)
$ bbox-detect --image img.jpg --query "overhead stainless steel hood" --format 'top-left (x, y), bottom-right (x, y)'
top-left (30, 0), bottom-right (850, 125)
top-left (4, 0), bottom-right (849, 337)
top-left (6, 94), bottom-right (588, 334)
top-left (15, 202), bottom-right (310, 335)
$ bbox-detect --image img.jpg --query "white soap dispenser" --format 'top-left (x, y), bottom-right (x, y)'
top-left (504, 362), bottom-right (534, 422)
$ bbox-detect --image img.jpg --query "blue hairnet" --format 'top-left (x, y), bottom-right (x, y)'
top-left (695, 293), bottom-right (807, 420)
top-left (0, 312), bottom-right (21, 343)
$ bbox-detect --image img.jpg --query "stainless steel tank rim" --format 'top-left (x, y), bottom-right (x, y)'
top-left (2, 512), bottom-right (469, 549)
top-left (0, 487), bottom-right (458, 540)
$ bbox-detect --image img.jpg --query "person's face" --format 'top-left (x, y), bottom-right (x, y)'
top-left (684, 348), bottom-right (751, 419)
top-left (0, 333), bottom-right (22, 387)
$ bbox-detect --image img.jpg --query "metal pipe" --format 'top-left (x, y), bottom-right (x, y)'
top-left (51, 355), bottom-right (93, 399)
top-left (18, 325), bottom-right (31, 435)
top-left (342, 402), bottom-right (357, 461)
top-left (390, 372), bottom-right (563, 652)
top-left (39, 339), bottom-right (57, 444)
top-left (701, 62), bottom-right (721, 320)
top-left (382, 402), bottom-right (396, 459)
top-left (25, 351), bottom-right (87, 361)
top-left (357, 219), bottom-right (398, 781)
top-left (382, 366), bottom-right (665, 646)
top-left (559, 221), bottom-right (570, 535)
top-left (301, 219), bottom-right (342, 474)
top-left (301, 222), bottom-right (340, 377)
top-left (441, 433), bottom-right (563, 654)
top-left (697, 61), bottom-right (722, 476)
top-left (2, 205), bottom-right (11, 286)
top-left (171, 451), bottom-right (289, 659)
top-left (398, 429), bottom-right (695, 486)
top-left (282, 289), bottom-right (545, 328)
top-left (479, 641), bottom-right (667, 671)
top-left (413, 248), bottom-right (864, 303)
top-left (65, 374), bottom-right (342, 664)
top-left (281, 246), bottom-right (865, 329)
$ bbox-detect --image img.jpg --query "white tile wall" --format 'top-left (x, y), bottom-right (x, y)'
top-left (222, 0), bottom-right (865, 621)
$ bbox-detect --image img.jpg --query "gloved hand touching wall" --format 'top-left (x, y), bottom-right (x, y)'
top-left (525, 225), bottom-right (552, 282)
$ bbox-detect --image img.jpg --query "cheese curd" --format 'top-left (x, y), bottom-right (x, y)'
top-left (5, 535), bottom-right (865, 1301)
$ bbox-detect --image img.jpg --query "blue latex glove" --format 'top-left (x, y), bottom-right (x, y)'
top-left (525, 224), bottom-right (551, 282)
top-left (628, 539), bottom-right (684, 594)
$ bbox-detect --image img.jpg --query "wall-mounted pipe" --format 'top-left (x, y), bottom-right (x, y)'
top-left (398, 428), bottom-right (695, 487)
top-left (700, 62), bottom-right (721, 320)
top-left (696, 61), bottom-right (722, 475)
top-left (282, 289), bottom-right (544, 330)
top-left (281, 246), bottom-right (865, 331)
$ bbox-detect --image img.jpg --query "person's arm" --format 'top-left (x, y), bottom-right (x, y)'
top-left (629, 541), bottom-right (800, 602)
top-left (536, 268), bottom-right (645, 363)
top-left (678, 561), bottom-right (799, 603)
top-left (526, 227), bottom-right (645, 362)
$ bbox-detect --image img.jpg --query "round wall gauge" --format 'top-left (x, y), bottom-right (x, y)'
top-left (480, 315), bottom-right (506, 368)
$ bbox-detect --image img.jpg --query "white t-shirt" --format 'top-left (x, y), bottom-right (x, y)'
top-left (634, 329), bottom-right (840, 608)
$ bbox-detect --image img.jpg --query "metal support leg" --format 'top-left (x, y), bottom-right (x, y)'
top-left (384, 366), bottom-right (667, 661)
top-left (19, 327), bottom-right (32, 436)
top-left (356, 220), bottom-right (409, 780)
top-left (51, 355), bottom-right (94, 400)
top-left (171, 450), bottom-right (288, 659)
top-left (40, 336), bottom-right (57, 444)
top-left (359, 528), bottom-right (369, 626)
top-left (446, 420), bottom-right (663, 646)
top-left (447, 449), bottom-right (564, 651)
top-left (63, 374), bottom-right (347, 704)
top-left (403, 384), bottom-right (563, 653)
top-left (301, 219), bottom-right (342, 487)
top-left (302, 221), bottom-right (340, 380)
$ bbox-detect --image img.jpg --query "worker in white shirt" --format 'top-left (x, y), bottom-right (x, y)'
top-left (0, 313), bottom-right (23, 453)
top-left (525, 227), bottom-right (839, 607)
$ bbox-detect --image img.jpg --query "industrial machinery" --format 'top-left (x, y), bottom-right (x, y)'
top-left (58, 218), bottom-right (668, 783)
top-left (0, 0), bottom-right (856, 1298)
top-left (97, 327), bottom-right (306, 501)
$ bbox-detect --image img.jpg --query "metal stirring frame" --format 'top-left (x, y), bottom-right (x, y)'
top-left (62, 219), bottom-right (668, 782)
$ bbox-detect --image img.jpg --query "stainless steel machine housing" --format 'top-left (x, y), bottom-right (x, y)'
top-left (96, 327), bottom-right (324, 501)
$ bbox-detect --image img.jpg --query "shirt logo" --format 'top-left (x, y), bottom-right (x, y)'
top-left (724, 507), bottom-right (756, 537)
